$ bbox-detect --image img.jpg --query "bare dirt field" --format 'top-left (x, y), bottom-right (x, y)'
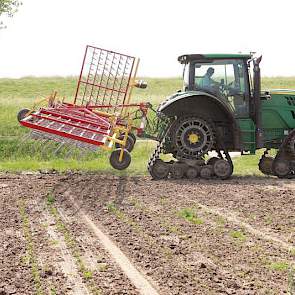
top-left (1, 172), bottom-right (294, 294)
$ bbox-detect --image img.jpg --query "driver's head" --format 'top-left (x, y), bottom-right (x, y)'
top-left (207, 67), bottom-right (214, 76)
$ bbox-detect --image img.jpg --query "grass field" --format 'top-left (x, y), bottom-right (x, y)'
top-left (0, 76), bottom-right (294, 175)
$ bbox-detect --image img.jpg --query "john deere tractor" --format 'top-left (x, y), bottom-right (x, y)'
top-left (147, 53), bottom-right (295, 179)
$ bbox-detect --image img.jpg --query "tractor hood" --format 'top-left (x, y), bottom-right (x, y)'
top-left (267, 89), bottom-right (295, 95)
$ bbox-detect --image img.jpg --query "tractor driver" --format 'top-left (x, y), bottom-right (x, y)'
top-left (200, 67), bottom-right (220, 91)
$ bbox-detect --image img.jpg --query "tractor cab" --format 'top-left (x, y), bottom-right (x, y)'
top-left (179, 54), bottom-right (253, 118)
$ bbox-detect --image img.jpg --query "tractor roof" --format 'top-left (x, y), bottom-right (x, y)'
top-left (178, 53), bottom-right (252, 64)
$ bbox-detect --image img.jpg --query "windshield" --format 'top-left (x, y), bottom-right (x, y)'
top-left (193, 59), bottom-right (249, 118)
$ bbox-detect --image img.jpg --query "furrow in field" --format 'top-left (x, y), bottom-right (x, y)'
top-left (56, 174), bottom-right (295, 294)
top-left (51, 194), bottom-right (141, 295)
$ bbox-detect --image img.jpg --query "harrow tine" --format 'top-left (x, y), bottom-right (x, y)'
top-left (41, 140), bottom-right (59, 158)
top-left (16, 133), bottom-right (33, 155)
top-left (53, 142), bottom-right (65, 156)
top-left (65, 145), bottom-right (75, 159)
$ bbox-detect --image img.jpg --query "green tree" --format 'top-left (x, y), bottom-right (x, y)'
top-left (0, 0), bottom-right (21, 28)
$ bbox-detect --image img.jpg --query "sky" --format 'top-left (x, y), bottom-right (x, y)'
top-left (0, 0), bottom-right (295, 78)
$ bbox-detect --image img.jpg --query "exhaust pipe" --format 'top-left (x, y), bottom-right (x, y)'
top-left (253, 55), bottom-right (263, 149)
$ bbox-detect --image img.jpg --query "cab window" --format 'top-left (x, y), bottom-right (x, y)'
top-left (194, 59), bottom-right (249, 118)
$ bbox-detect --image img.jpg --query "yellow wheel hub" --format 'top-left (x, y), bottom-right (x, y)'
top-left (188, 133), bottom-right (199, 144)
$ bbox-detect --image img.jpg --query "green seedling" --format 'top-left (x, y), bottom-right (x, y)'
top-left (98, 263), bottom-right (108, 272)
top-left (83, 270), bottom-right (93, 280)
top-left (19, 201), bottom-right (43, 295)
top-left (47, 194), bottom-right (55, 205)
top-left (269, 261), bottom-right (289, 271)
top-left (178, 208), bottom-right (203, 225)
top-left (229, 230), bottom-right (247, 242)
top-left (289, 248), bottom-right (295, 257)
top-left (49, 239), bottom-right (59, 246)
top-left (288, 267), bottom-right (295, 294)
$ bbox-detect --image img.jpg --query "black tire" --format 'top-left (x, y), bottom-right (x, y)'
top-left (110, 149), bottom-right (131, 170)
top-left (287, 134), bottom-right (295, 156)
top-left (200, 165), bottom-right (213, 179)
top-left (17, 108), bottom-right (30, 122)
top-left (128, 132), bottom-right (137, 144)
top-left (258, 156), bottom-right (274, 175)
top-left (207, 157), bottom-right (219, 166)
top-left (272, 159), bottom-right (290, 178)
top-left (115, 134), bottom-right (135, 152)
top-left (149, 159), bottom-right (170, 180)
top-left (213, 159), bottom-right (232, 179)
top-left (171, 163), bottom-right (185, 179)
top-left (171, 116), bottom-right (215, 159)
top-left (186, 166), bottom-right (198, 179)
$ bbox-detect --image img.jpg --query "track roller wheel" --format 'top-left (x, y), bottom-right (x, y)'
top-left (149, 159), bottom-right (170, 180)
top-left (110, 148), bottom-right (131, 170)
top-left (171, 163), bottom-right (185, 179)
top-left (272, 160), bottom-right (290, 178)
top-left (258, 156), bottom-right (274, 175)
top-left (17, 108), bottom-right (30, 122)
top-left (186, 166), bottom-right (199, 179)
top-left (115, 134), bottom-right (135, 152)
top-left (213, 159), bottom-right (232, 180)
top-left (207, 157), bottom-right (219, 166)
top-left (200, 165), bottom-right (213, 179)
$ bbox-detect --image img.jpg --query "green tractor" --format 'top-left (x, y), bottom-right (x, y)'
top-left (148, 53), bottom-right (295, 179)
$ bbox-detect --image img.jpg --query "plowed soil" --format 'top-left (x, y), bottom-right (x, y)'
top-left (1, 172), bottom-right (294, 294)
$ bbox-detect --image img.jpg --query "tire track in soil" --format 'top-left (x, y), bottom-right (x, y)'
top-left (23, 198), bottom-right (73, 294)
top-left (61, 186), bottom-right (249, 294)
top-left (196, 203), bottom-right (295, 252)
top-left (131, 179), bottom-right (295, 293)
top-left (41, 209), bottom-right (90, 295)
top-left (64, 196), bottom-right (159, 295)
top-left (124, 190), bottom-right (293, 293)
top-left (59, 174), bottom-right (294, 294)
top-left (53, 196), bottom-right (143, 295)
top-left (114, 196), bottom-right (276, 293)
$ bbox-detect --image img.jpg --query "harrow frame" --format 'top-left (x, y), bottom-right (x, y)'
top-left (18, 45), bottom-right (150, 169)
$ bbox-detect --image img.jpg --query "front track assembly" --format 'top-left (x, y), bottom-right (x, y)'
top-left (147, 127), bottom-right (233, 180)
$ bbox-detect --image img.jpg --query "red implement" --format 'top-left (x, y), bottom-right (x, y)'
top-left (18, 45), bottom-right (149, 169)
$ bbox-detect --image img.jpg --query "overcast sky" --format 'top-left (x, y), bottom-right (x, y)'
top-left (0, 0), bottom-right (295, 78)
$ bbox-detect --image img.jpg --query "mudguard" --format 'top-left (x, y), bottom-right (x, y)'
top-left (157, 90), bottom-right (241, 150)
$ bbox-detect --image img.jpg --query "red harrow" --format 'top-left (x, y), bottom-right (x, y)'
top-left (18, 45), bottom-right (149, 169)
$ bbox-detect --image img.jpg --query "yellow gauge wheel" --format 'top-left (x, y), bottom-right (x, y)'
top-left (188, 133), bottom-right (199, 144)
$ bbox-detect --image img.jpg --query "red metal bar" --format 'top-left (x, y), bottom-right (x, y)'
top-left (40, 109), bottom-right (110, 129)
top-left (31, 113), bottom-right (110, 136)
top-left (74, 45), bottom-right (89, 104)
top-left (20, 120), bottom-right (105, 146)
top-left (79, 80), bottom-right (126, 94)
top-left (122, 57), bottom-right (136, 105)
top-left (87, 45), bottom-right (134, 59)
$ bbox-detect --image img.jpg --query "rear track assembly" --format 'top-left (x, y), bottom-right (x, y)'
top-left (259, 130), bottom-right (295, 179)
